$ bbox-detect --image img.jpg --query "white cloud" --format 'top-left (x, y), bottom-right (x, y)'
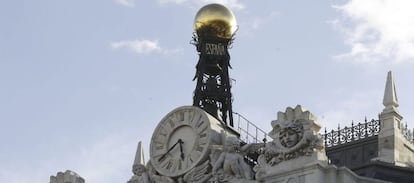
top-left (158, 0), bottom-right (244, 10)
top-left (333, 0), bottom-right (414, 64)
top-left (111, 39), bottom-right (161, 54)
top-left (114, 0), bottom-right (136, 7)
top-left (239, 11), bottom-right (280, 36)
top-left (111, 39), bottom-right (182, 55)
top-left (250, 11), bottom-right (279, 30)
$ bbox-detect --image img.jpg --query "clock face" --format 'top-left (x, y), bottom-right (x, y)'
top-left (150, 106), bottom-right (211, 177)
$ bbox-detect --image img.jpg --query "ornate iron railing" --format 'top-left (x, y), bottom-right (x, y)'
top-left (324, 118), bottom-right (381, 148)
top-left (401, 123), bottom-right (414, 145)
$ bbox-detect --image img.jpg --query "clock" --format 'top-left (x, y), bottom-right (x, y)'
top-left (149, 106), bottom-right (233, 177)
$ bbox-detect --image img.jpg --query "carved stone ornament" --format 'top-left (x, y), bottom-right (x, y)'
top-left (145, 136), bottom-right (255, 183)
top-left (50, 170), bottom-right (84, 183)
top-left (211, 136), bottom-right (254, 183)
top-left (147, 160), bottom-right (175, 183)
top-left (128, 164), bottom-right (150, 183)
top-left (254, 105), bottom-right (324, 175)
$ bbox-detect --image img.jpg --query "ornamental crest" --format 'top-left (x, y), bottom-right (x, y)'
top-left (255, 105), bottom-right (324, 168)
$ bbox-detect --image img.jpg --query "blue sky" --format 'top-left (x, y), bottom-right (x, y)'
top-left (1, 0), bottom-right (414, 182)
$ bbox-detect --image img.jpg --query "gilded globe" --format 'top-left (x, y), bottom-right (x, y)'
top-left (194, 4), bottom-right (237, 38)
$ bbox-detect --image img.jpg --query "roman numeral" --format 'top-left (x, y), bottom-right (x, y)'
top-left (165, 161), bottom-right (173, 170)
top-left (158, 155), bottom-right (167, 163)
top-left (199, 133), bottom-right (207, 138)
top-left (152, 150), bottom-right (166, 158)
top-left (184, 110), bottom-right (193, 124)
top-left (196, 145), bottom-right (203, 152)
top-left (168, 119), bottom-right (176, 128)
top-left (155, 145), bottom-right (164, 150)
top-left (196, 120), bottom-right (205, 128)
top-left (184, 156), bottom-right (194, 168)
top-left (158, 126), bottom-right (171, 137)
top-left (190, 113), bottom-right (202, 126)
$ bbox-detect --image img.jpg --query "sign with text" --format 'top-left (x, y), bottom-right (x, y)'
top-left (204, 43), bottom-right (226, 56)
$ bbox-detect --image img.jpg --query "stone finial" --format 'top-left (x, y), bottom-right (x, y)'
top-left (50, 170), bottom-right (84, 183)
top-left (133, 141), bottom-right (145, 166)
top-left (129, 141), bottom-right (150, 183)
top-left (383, 71), bottom-right (399, 113)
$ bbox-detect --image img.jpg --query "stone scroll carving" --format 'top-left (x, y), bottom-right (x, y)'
top-left (254, 105), bottom-right (324, 176)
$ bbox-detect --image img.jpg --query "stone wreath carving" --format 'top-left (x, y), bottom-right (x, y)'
top-left (255, 105), bottom-right (324, 170)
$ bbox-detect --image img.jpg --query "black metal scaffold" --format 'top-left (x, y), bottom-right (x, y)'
top-left (192, 29), bottom-right (235, 127)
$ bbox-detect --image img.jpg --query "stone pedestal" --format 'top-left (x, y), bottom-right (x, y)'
top-left (375, 71), bottom-right (414, 167)
top-left (376, 110), bottom-right (414, 167)
top-left (258, 151), bottom-right (327, 179)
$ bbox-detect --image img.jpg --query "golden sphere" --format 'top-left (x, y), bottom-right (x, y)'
top-left (194, 4), bottom-right (237, 38)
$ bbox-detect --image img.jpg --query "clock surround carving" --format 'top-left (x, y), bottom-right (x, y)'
top-left (149, 106), bottom-right (238, 178)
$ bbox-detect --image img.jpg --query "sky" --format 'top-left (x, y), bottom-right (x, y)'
top-left (1, 0), bottom-right (414, 182)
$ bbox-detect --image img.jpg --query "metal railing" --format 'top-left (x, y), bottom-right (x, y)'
top-left (324, 118), bottom-right (381, 148)
top-left (401, 123), bottom-right (414, 145)
top-left (233, 112), bottom-right (270, 144)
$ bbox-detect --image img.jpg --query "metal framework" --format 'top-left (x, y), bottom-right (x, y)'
top-left (233, 112), bottom-right (269, 144)
top-left (192, 32), bottom-right (235, 127)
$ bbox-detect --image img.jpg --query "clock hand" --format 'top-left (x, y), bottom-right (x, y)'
top-left (179, 139), bottom-right (184, 160)
top-left (158, 139), bottom-right (182, 161)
